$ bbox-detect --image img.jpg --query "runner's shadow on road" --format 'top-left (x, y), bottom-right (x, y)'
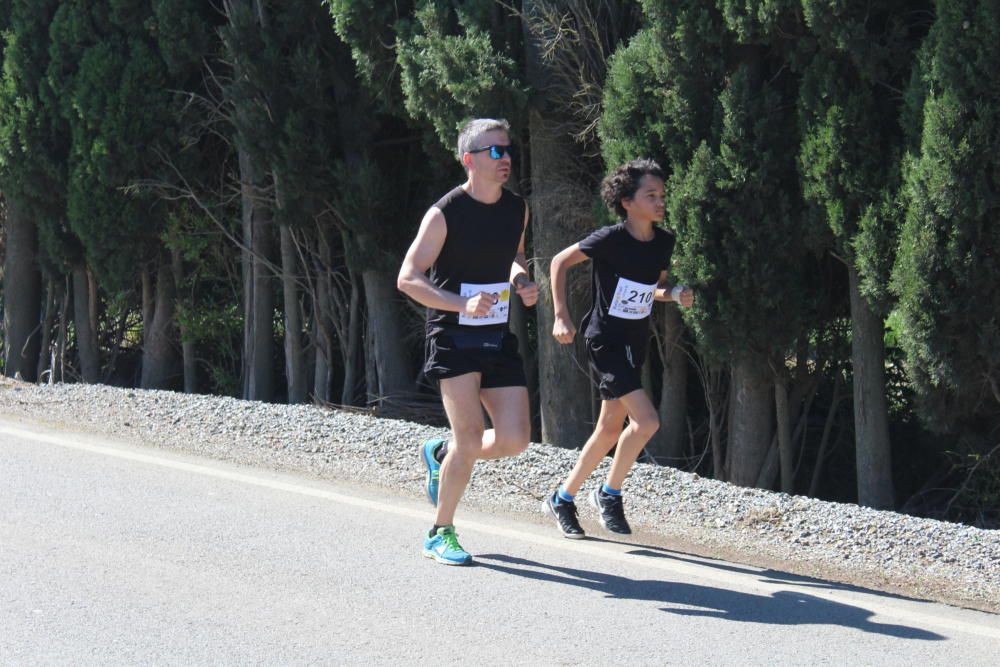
top-left (583, 535), bottom-right (931, 605)
top-left (475, 553), bottom-right (944, 640)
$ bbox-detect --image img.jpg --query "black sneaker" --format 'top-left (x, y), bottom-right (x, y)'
top-left (542, 492), bottom-right (586, 539)
top-left (589, 488), bottom-right (632, 535)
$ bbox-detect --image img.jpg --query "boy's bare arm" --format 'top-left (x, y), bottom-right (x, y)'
top-left (550, 244), bottom-right (589, 343)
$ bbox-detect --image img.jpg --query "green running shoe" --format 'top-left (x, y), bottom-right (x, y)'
top-left (421, 438), bottom-right (444, 506)
top-left (422, 526), bottom-right (472, 565)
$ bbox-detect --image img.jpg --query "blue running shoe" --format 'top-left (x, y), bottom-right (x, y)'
top-left (421, 438), bottom-right (445, 506)
top-left (422, 526), bottom-right (472, 565)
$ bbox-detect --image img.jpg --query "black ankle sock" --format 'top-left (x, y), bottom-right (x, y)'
top-left (430, 524), bottom-right (447, 538)
top-left (434, 441), bottom-right (448, 463)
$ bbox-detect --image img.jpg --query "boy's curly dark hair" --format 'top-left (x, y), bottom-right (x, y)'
top-left (600, 158), bottom-right (665, 219)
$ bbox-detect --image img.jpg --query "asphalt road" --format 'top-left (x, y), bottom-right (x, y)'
top-left (2, 420), bottom-right (998, 666)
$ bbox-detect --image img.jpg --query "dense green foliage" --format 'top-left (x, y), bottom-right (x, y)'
top-left (894, 1), bottom-right (1000, 437)
top-left (0, 0), bottom-right (73, 271)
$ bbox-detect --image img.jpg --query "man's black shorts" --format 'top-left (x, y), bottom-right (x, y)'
top-left (424, 327), bottom-right (527, 388)
top-left (586, 335), bottom-right (647, 400)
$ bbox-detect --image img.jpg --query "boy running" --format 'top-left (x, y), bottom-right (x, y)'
top-left (543, 158), bottom-right (693, 538)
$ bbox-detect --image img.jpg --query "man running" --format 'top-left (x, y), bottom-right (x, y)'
top-left (397, 118), bottom-right (537, 565)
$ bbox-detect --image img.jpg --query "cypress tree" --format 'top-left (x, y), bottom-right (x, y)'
top-left (895, 1), bottom-right (1000, 435)
top-left (1, 0), bottom-right (73, 382)
top-left (45, 1), bottom-right (212, 388)
top-left (797, 1), bottom-right (927, 508)
top-left (669, 61), bottom-right (809, 487)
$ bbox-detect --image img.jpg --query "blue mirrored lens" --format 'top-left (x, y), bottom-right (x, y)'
top-left (489, 145), bottom-right (512, 159)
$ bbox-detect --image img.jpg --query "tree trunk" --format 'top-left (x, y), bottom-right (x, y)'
top-left (727, 355), bottom-right (773, 487)
top-left (647, 304), bottom-right (688, 464)
top-left (521, 22), bottom-right (596, 447)
top-left (239, 148), bottom-right (274, 402)
top-left (171, 248), bottom-right (196, 393)
top-left (54, 276), bottom-right (69, 383)
top-left (312, 262), bottom-right (332, 404)
top-left (809, 375), bottom-right (842, 497)
top-left (775, 376), bottom-right (794, 494)
top-left (361, 269), bottom-right (413, 411)
top-left (36, 277), bottom-right (56, 381)
top-left (279, 224), bottom-right (306, 403)
top-left (849, 266), bottom-right (894, 509)
top-left (227, 0), bottom-right (275, 402)
top-left (141, 256), bottom-right (178, 389)
top-left (311, 231), bottom-right (337, 404)
top-left (71, 264), bottom-right (100, 383)
top-left (2, 197), bottom-right (42, 381)
top-left (340, 275), bottom-right (362, 406)
top-left (141, 268), bottom-right (154, 348)
top-left (364, 306), bottom-right (377, 406)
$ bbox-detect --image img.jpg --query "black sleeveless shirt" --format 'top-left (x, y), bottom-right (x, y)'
top-left (426, 186), bottom-right (526, 333)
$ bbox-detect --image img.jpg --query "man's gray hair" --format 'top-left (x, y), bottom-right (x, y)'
top-left (456, 118), bottom-right (511, 161)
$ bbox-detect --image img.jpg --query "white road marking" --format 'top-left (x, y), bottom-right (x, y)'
top-left (2, 421), bottom-right (998, 640)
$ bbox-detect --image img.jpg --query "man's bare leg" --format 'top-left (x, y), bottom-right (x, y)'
top-left (478, 385), bottom-right (531, 459)
top-left (435, 373), bottom-right (486, 527)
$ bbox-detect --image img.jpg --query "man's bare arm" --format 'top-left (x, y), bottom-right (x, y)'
top-left (397, 207), bottom-right (497, 318)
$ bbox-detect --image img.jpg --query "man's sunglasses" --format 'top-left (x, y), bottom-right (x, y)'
top-left (468, 144), bottom-right (515, 160)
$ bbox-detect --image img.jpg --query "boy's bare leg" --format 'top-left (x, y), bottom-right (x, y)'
top-left (562, 399), bottom-right (628, 496)
top-left (606, 388), bottom-right (660, 490)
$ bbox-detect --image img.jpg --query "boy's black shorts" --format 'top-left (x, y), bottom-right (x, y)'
top-left (424, 327), bottom-right (526, 389)
top-left (586, 335), bottom-right (648, 400)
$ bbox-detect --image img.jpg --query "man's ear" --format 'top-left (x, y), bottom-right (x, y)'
top-left (461, 152), bottom-right (472, 170)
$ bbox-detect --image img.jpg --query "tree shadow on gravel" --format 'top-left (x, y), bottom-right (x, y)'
top-left (581, 535), bottom-right (932, 606)
top-left (476, 553), bottom-right (944, 640)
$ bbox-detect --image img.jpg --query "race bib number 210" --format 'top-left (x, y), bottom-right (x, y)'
top-left (609, 277), bottom-right (655, 320)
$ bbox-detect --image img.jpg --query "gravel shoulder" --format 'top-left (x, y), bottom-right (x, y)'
top-left (2, 378), bottom-right (997, 614)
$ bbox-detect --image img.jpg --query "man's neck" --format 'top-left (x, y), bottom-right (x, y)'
top-left (462, 177), bottom-right (503, 204)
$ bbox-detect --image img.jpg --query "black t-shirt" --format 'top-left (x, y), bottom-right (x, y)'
top-left (426, 186), bottom-right (526, 333)
top-left (578, 222), bottom-right (675, 344)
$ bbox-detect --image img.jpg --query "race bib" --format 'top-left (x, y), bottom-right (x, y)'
top-left (458, 281), bottom-right (510, 326)
top-left (608, 277), bottom-right (656, 320)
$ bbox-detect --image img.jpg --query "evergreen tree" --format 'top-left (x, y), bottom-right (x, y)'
top-left (45, 0), bottom-right (213, 388)
top-left (797, 1), bottom-right (927, 508)
top-left (1, 0), bottom-right (72, 381)
top-left (895, 0), bottom-right (1000, 436)
top-left (1, 1), bottom-right (41, 380)
top-left (669, 61), bottom-right (809, 487)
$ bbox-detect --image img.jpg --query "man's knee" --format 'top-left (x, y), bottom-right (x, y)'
top-left (450, 422), bottom-right (484, 453)
top-left (495, 422), bottom-right (530, 456)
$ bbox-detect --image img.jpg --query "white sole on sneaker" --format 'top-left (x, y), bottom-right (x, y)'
top-left (541, 498), bottom-right (586, 540)
top-left (589, 488), bottom-right (632, 535)
top-left (422, 549), bottom-right (472, 565)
